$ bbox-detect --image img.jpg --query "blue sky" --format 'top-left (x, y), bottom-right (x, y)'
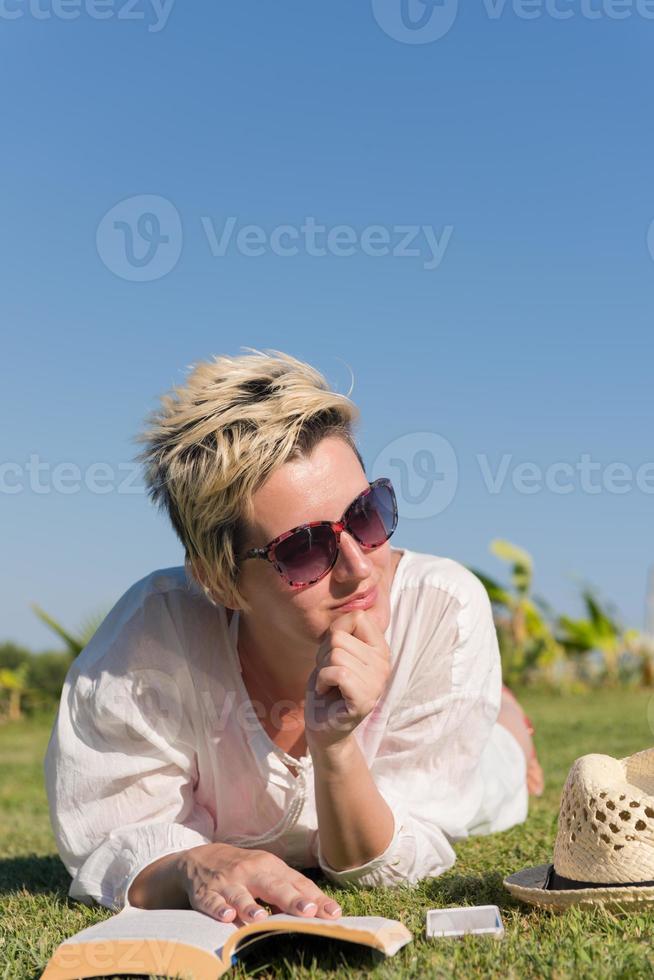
top-left (2, 1), bottom-right (653, 649)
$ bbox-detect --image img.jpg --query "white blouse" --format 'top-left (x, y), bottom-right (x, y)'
top-left (44, 547), bottom-right (527, 911)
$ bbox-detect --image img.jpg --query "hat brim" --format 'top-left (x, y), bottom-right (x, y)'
top-left (503, 863), bottom-right (654, 911)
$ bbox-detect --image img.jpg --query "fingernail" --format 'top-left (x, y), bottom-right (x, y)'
top-left (324, 901), bottom-right (341, 915)
top-left (217, 907), bottom-right (233, 920)
top-left (249, 908), bottom-right (267, 920)
top-left (296, 900), bottom-right (318, 913)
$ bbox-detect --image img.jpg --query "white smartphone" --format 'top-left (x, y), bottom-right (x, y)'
top-left (425, 904), bottom-right (505, 939)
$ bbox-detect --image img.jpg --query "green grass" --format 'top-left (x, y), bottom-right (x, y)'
top-left (2, 691), bottom-right (654, 978)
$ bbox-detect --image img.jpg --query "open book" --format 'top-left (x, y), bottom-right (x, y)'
top-left (41, 906), bottom-right (413, 979)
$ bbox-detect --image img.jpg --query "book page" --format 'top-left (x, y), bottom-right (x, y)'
top-left (227, 914), bottom-right (412, 959)
top-left (55, 907), bottom-right (237, 956)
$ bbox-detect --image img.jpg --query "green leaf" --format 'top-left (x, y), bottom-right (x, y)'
top-left (490, 539), bottom-right (533, 596)
top-left (30, 604), bottom-right (85, 657)
top-left (490, 539), bottom-right (533, 571)
top-left (466, 568), bottom-right (514, 608)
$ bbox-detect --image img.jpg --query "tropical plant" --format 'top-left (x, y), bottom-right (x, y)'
top-left (0, 662), bottom-right (30, 721)
top-left (26, 651), bottom-right (77, 703)
top-left (29, 604), bottom-right (108, 658)
top-left (556, 588), bottom-right (641, 685)
top-left (624, 631), bottom-right (654, 687)
top-left (0, 641), bottom-right (32, 671)
top-left (0, 605), bottom-right (113, 717)
top-left (469, 539), bottom-right (566, 688)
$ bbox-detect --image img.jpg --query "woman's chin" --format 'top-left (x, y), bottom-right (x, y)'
top-left (325, 591), bottom-right (390, 633)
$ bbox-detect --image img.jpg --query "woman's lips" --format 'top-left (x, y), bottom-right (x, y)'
top-left (334, 586), bottom-right (378, 612)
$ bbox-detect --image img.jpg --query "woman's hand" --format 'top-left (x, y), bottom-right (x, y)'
top-left (304, 609), bottom-right (392, 752)
top-left (180, 842), bottom-right (342, 925)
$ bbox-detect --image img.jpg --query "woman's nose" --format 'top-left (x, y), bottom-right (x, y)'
top-left (332, 530), bottom-right (374, 580)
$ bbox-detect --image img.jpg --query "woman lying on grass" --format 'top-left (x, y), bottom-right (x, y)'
top-left (45, 347), bottom-right (544, 929)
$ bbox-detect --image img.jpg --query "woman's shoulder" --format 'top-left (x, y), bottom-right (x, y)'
top-left (73, 565), bottom-right (214, 673)
top-left (393, 547), bottom-right (490, 610)
top-left (388, 550), bottom-right (498, 695)
top-left (62, 566), bottom-right (213, 739)
top-left (101, 564), bottom-right (203, 631)
top-left (123, 564), bottom-right (199, 601)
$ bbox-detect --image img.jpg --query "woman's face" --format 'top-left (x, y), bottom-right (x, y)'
top-left (236, 436), bottom-right (397, 646)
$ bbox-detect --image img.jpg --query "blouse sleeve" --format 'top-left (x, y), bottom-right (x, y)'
top-left (316, 563), bottom-right (527, 889)
top-left (44, 584), bottom-right (215, 912)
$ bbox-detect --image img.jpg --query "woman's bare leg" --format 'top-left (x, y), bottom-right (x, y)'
top-left (497, 686), bottom-right (544, 796)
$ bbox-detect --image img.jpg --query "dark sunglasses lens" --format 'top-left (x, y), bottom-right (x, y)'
top-left (274, 525), bottom-right (337, 584)
top-left (348, 482), bottom-right (397, 547)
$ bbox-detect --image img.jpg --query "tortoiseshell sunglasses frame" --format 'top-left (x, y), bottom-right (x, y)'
top-left (237, 477), bottom-right (398, 587)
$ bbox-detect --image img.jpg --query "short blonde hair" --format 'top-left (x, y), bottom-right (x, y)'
top-left (133, 348), bottom-right (364, 613)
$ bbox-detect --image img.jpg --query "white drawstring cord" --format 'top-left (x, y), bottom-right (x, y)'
top-left (222, 765), bottom-right (308, 847)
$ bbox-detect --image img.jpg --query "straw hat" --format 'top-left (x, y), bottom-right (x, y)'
top-left (504, 746), bottom-right (654, 910)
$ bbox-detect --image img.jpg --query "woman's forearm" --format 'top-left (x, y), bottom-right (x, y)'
top-left (310, 735), bottom-right (395, 872)
top-left (127, 850), bottom-right (190, 909)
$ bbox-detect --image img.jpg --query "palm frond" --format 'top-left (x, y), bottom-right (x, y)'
top-left (30, 603), bottom-right (110, 657)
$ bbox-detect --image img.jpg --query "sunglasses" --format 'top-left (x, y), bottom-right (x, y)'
top-left (237, 477), bottom-right (398, 587)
